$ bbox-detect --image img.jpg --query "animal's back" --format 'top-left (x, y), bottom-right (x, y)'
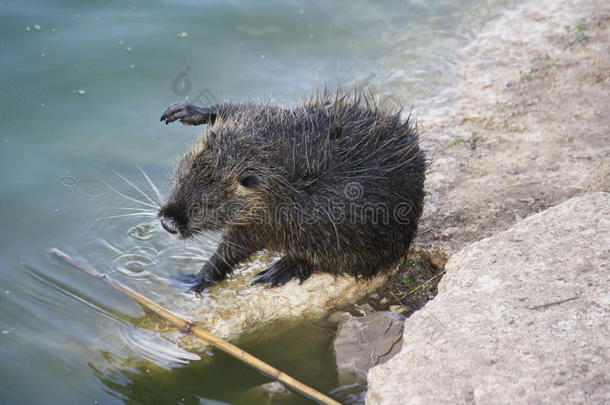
top-left (242, 95), bottom-right (426, 278)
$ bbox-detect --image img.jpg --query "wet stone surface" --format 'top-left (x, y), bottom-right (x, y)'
top-left (333, 311), bottom-right (405, 383)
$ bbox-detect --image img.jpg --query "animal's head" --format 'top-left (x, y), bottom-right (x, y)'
top-left (158, 118), bottom-right (272, 239)
top-left (157, 98), bottom-right (343, 238)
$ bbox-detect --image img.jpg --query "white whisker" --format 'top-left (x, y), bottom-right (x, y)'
top-left (111, 207), bottom-right (156, 213)
top-left (103, 181), bottom-right (159, 210)
top-left (194, 233), bottom-right (222, 246)
top-left (136, 165), bottom-right (164, 204)
top-left (96, 212), bottom-right (156, 221)
top-left (192, 236), bottom-right (213, 249)
top-left (192, 235), bottom-right (239, 270)
top-left (112, 169), bottom-right (160, 208)
top-left (192, 236), bottom-right (222, 257)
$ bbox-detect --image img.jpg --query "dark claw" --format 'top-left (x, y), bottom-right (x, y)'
top-left (160, 102), bottom-right (216, 126)
top-left (165, 111), bottom-right (188, 125)
top-left (160, 101), bottom-right (192, 125)
top-left (297, 272), bottom-right (309, 284)
top-left (252, 270), bottom-right (293, 287)
top-left (254, 268), bottom-right (269, 277)
top-left (191, 280), bottom-right (215, 293)
top-left (160, 102), bottom-right (185, 123)
top-left (251, 258), bottom-right (312, 287)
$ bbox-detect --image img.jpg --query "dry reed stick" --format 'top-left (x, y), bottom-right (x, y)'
top-left (50, 248), bottom-right (341, 405)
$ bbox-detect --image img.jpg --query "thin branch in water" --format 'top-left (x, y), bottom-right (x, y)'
top-left (49, 249), bottom-right (342, 405)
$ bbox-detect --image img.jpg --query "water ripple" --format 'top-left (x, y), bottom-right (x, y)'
top-left (116, 323), bottom-right (201, 367)
top-left (112, 246), bottom-right (158, 279)
top-left (127, 222), bottom-right (158, 241)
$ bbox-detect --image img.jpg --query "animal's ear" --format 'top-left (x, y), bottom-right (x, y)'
top-left (238, 172), bottom-right (261, 188)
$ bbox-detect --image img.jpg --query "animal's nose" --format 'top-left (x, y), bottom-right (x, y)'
top-left (158, 202), bottom-right (188, 235)
top-left (160, 217), bottom-right (178, 234)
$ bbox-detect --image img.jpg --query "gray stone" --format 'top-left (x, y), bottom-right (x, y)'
top-left (367, 193), bottom-right (610, 404)
top-left (328, 311), bottom-right (351, 324)
top-left (334, 311), bottom-right (405, 383)
top-left (355, 303), bottom-right (375, 315)
top-left (243, 381), bottom-right (293, 404)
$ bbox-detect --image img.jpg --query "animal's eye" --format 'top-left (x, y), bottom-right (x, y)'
top-left (239, 172), bottom-right (260, 188)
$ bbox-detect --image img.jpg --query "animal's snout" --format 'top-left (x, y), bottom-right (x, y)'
top-left (158, 203), bottom-right (188, 236)
top-left (160, 217), bottom-right (178, 234)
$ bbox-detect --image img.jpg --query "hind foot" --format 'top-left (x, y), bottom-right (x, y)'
top-left (251, 257), bottom-right (313, 287)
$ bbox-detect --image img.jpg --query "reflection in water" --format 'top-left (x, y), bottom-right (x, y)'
top-left (116, 324), bottom-right (201, 366)
top-left (24, 257), bottom-right (200, 371)
top-left (89, 319), bottom-right (350, 405)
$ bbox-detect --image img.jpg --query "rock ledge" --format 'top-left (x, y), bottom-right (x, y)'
top-left (367, 193), bottom-right (610, 404)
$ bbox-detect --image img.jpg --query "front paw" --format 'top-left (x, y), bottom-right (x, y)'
top-left (251, 258), bottom-right (312, 287)
top-left (160, 102), bottom-right (205, 126)
top-left (170, 270), bottom-right (216, 293)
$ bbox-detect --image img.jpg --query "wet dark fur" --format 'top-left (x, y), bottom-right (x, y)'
top-left (158, 92), bottom-right (426, 292)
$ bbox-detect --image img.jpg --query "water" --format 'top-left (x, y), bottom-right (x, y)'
top-left (0, 0), bottom-right (515, 403)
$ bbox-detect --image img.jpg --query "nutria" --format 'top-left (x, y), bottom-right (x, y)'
top-left (158, 92), bottom-right (425, 292)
